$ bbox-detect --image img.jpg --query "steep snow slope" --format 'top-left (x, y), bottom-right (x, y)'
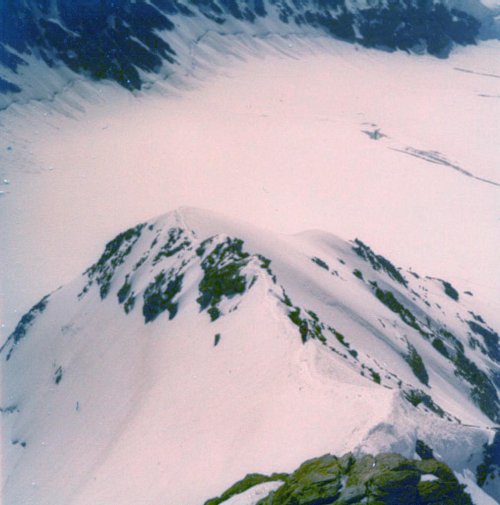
top-left (1, 38), bottom-right (499, 340)
top-left (1, 207), bottom-right (499, 505)
top-left (1, 0), bottom-right (497, 105)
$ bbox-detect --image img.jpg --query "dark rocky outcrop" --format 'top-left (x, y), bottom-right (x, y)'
top-left (205, 452), bottom-right (473, 505)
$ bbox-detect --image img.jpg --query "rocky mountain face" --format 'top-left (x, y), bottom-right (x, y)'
top-left (0, 0), bottom-right (494, 99)
top-left (1, 207), bottom-right (499, 504)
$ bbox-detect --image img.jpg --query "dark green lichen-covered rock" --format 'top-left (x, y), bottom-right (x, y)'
top-left (353, 269), bottom-right (364, 280)
top-left (467, 321), bottom-right (500, 364)
top-left (476, 431), bottom-right (500, 487)
top-left (452, 350), bottom-right (500, 423)
top-left (403, 389), bottom-right (446, 418)
top-left (367, 468), bottom-right (420, 504)
top-left (117, 275), bottom-right (137, 314)
top-left (259, 453), bottom-right (349, 505)
top-left (311, 257), bottom-right (330, 271)
top-left (0, 294), bottom-right (50, 361)
top-left (152, 227), bottom-right (192, 265)
top-left (207, 453), bottom-right (473, 505)
top-left (372, 284), bottom-right (427, 338)
top-left (288, 307), bottom-right (328, 345)
top-left (196, 237), bottom-right (273, 321)
top-left (440, 280), bottom-right (459, 301)
top-left (240, 453), bottom-right (472, 505)
top-left (405, 344), bottom-right (429, 386)
top-left (142, 270), bottom-right (184, 323)
top-left (117, 275), bottom-right (132, 304)
top-left (416, 439), bottom-right (434, 460)
top-left (432, 338), bottom-right (449, 358)
top-left (416, 459), bottom-right (473, 505)
top-left (352, 239), bottom-right (407, 286)
top-left (196, 237), bottom-right (252, 321)
top-left (204, 473), bottom-right (288, 505)
top-left (81, 223), bottom-right (145, 299)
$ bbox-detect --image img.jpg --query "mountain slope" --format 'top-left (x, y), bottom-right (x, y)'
top-left (1, 0), bottom-right (497, 106)
top-left (1, 207), bottom-right (499, 505)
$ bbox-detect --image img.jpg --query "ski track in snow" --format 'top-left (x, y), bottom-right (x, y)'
top-left (390, 147), bottom-right (500, 187)
top-left (454, 67), bottom-right (500, 78)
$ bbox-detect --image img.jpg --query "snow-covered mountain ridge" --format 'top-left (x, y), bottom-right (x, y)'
top-left (2, 207), bottom-right (499, 504)
top-left (1, 0), bottom-right (498, 106)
